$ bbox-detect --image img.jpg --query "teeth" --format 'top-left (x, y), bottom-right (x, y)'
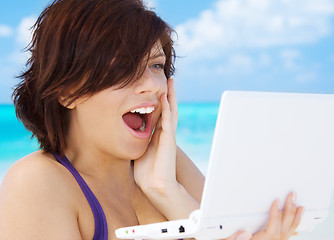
top-left (130, 106), bottom-right (155, 114)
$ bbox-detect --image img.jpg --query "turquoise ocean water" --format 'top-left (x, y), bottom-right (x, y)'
top-left (0, 103), bottom-right (218, 182)
top-left (0, 104), bottom-right (333, 239)
top-left (0, 103), bottom-right (219, 176)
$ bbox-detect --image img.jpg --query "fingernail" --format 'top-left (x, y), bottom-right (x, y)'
top-left (237, 232), bottom-right (252, 240)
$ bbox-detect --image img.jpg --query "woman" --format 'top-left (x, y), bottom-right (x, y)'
top-left (0, 0), bottom-right (303, 239)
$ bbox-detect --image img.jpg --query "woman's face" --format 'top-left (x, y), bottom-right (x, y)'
top-left (68, 42), bottom-right (168, 160)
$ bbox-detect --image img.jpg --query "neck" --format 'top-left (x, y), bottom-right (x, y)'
top-left (64, 109), bottom-right (139, 189)
top-left (63, 144), bottom-right (134, 189)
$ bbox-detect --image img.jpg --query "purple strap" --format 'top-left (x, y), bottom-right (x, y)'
top-left (54, 153), bottom-right (108, 240)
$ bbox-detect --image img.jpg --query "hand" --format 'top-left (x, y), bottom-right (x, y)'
top-left (133, 78), bottom-right (178, 193)
top-left (251, 192), bottom-right (304, 240)
top-left (133, 79), bottom-right (200, 220)
top-left (221, 193), bottom-right (304, 240)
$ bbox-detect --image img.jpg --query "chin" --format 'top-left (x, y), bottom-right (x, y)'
top-left (125, 140), bottom-right (150, 160)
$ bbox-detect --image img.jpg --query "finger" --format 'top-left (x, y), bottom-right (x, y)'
top-left (167, 78), bottom-right (178, 130)
top-left (150, 115), bottom-right (162, 145)
top-left (290, 206), bottom-right (305, 230)
top-left (154, 114), bottom-right (162, 132)
top-left (265, 199), bottom-right (282, 235)
top-left (160, 93), bottom-right (172, 133)
top-left (167, 78), bottom-right (177, 112)
top-left (281, 192), bottom-right (297, 232)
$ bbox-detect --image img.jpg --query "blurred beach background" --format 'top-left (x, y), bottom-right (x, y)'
top-left (1, 0), bottom-right (334, 239)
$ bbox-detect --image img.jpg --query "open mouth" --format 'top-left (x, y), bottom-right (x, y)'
top-left (122, 106), bottom-right (155, 135)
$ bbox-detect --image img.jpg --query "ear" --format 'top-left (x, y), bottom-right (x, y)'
top-left (58, 96), bottom-right (76, 110)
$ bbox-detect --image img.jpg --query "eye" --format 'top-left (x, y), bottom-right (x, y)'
top-left (151, 63), bottom-right (165, 71)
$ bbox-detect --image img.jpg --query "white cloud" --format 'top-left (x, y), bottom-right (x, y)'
top-left (144, 0), bottom-right (157, 9)
top-left (258, 53), bottom-right (272, 66)
top-left (16, 16), bottom-right (36, 47)
top-left (280, 49), bottom-right (301, 69)
top-left (295, 72), bottom-right (317, 83)
top-left (280, 49), bottom-right (301, 59)
top-left (0, 24), bottom-right (13, 37)
top-left (5, 16), bottom-right (37, 66)
top-left (216, 53), bottom-right (254, 75)
top-left (176, 0), bottom-right (334, 58)
top-left (8, 50), bottom-right (31, 65)
top-left (0, 16), bottom-right (37, 103)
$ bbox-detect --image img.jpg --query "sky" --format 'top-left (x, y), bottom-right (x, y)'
top-left (1, 0), bottom-right (334, 103)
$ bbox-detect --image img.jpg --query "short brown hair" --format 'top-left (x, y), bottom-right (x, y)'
top-left (13, 0), bottom-right (176, 154)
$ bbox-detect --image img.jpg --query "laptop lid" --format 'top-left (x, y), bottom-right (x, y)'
top-left (198, 91), bottom-right (334, 237)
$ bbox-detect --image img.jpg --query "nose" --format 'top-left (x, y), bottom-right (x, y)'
top-left (133, 67), bottom-right (166, 95)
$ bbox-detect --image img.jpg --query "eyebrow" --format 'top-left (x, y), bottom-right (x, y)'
top-left (149, 53), bottom-right (166, 60)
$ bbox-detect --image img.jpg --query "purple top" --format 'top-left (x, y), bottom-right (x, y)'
top-left (53, 153), bottom-right (108, 240)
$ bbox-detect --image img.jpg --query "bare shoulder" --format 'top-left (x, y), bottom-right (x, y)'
top-left (0, 151), bottom-right (74, 198)
top-left (0, 151), bottom-right (82, 240)
top-left (4, 151), bottom-right (60, 179)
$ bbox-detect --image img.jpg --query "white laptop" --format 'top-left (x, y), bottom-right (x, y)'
top-left (116, 91), bottom-right (334, 240)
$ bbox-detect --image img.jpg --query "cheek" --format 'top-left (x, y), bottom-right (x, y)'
top-left (76, 105), bottom-right (113, 140)
top-left (75, 94), bottom-right (121, 134)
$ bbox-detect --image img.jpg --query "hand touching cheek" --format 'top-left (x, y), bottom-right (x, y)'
top-left (133, 78), bottom-right (178, 192)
